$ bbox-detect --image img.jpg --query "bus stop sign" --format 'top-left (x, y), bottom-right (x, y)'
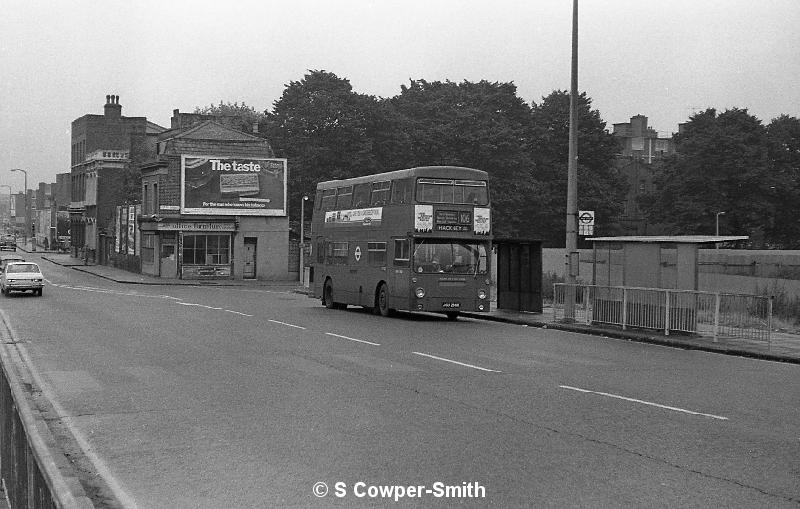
top-left (579, 210), bottom-right (594, 236)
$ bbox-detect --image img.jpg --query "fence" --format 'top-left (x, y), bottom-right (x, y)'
top-left (553, 283), bottom-right (772, 346)
top-left (0, 345), bottom-right (92, 508)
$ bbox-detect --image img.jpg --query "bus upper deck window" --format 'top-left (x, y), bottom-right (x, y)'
top-left (336, 186), bottom-right (353, 209)
top-left (321, 189), bottom-right (337, 210)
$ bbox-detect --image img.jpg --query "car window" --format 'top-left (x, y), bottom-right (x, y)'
top-left (7, 264), bottom-right (39, 273)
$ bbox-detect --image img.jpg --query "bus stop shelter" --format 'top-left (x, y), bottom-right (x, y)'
top-left (587, 235), bottom-right (749, 290)
top-left (578, 235), bottom-right (750, 335)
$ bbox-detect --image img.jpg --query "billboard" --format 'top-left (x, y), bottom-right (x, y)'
top-left (181, 155), bottom-right (287, 216)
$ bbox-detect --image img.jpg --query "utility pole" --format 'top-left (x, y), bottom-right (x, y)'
top-left (299, 195), bottom-right (309, 284)
top-left (564, 0), bottom-right (579, 319)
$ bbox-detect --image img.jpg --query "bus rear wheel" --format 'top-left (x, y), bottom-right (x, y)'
top-left (376, 283), bottom-right (393, 317)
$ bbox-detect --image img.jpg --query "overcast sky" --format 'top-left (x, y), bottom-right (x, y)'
top-left (1, 0), bottom-right (798, 187)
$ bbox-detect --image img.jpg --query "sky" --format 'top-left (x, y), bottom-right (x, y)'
top-left (1, 0), bottom-right (799, 188)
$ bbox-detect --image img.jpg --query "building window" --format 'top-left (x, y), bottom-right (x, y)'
top-left (182, 234), bottom-right (230, 265)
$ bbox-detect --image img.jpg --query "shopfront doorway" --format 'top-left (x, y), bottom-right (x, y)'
top-left (243, 238), bottom-right (257, 279)
top-left (160, 234), bottom-right (177, 278)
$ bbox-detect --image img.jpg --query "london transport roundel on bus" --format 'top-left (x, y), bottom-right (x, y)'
top-left (354, 246), bottom-right (362, 261)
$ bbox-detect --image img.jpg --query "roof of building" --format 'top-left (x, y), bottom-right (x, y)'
top-left (586, 235), bottom-right (749, 244)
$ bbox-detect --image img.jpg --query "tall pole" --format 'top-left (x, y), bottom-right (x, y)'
top-left (564, 0), bottom-right (579, 318)
top-left (10, 169), bottom-right (28, 246)
top-left (715, 211), bottom-right (725, 249)
top-left (299, 195), bottom-right (309, 284)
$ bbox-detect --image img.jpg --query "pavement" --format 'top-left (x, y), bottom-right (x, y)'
top-left (17, 244), bottom-right (800, 365)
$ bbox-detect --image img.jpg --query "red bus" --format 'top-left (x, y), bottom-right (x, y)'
top-left (311, 166), bottom-right (491, 319)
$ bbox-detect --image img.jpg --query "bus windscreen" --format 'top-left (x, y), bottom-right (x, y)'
top-left (413, 240), bottom-right (488, 274)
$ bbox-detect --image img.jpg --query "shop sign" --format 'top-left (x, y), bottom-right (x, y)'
top-left (156, 222), bottom-right (235, 232)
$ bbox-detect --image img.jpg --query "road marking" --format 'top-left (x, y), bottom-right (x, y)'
top-left (559, 385), bottom-right (729, 420)
top-left (412, 352), bottom-right (501, 373)
top-left (226, 310), bottom-right (253, 317)
top-left (325, 332), bottom-right (380, 346)
top-left (268, 319), bottom-right (306, 329)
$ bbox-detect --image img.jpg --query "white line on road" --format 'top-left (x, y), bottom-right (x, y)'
top-left (325, 332), bottom-right (380, 346)
top-left (268, 319), bottom-right (306, 329)
top-left (559, 385), bottom-right (729, 420)
top-left (226, 310), bottom-right (253, 317)
top-left (413, 352), bottom-right (501, 373)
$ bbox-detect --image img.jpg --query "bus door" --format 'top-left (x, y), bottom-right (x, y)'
top-left (390, 238), bottom-right (411, 305)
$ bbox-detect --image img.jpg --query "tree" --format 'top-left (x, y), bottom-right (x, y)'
top-left (639, 108), bottom-right (779, 246)
top-left (390, 79), bottom-right (536, 238)
top-left (264, 70), bottom-right (412, 223)
top-left (529, 90), bottom-right (626, 246)
top-left (194, 101), bottom-right (267, 135)
top-left (766, 115), bottom-right (800, 248)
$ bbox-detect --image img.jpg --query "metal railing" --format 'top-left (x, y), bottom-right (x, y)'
top-left (553, 283), bottom-right (772, 345)
top-left (0, 345), bottom-right (93, 508)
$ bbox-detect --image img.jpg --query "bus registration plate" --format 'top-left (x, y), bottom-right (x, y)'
top-left (442, 302), bottom-right (461, 309)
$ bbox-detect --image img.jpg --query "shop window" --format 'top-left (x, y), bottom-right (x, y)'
top-left (182, 234), bottom-right (230, 265)
top-left (142, 234), bottom-right (155, 263)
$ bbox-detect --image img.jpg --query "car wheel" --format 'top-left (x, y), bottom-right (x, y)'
top-left (37, 288), bottom-right (43, 297)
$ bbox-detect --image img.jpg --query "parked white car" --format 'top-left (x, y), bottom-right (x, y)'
top-left (1, 262), bottom-right (44, 296)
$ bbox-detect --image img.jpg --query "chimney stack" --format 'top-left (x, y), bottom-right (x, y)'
top-left (104, 93), bottom-right (122, 119)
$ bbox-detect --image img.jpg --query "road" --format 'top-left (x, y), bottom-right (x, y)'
top-left (0, 252), bottom-right (798, 508)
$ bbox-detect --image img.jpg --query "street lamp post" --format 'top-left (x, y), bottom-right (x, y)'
top-left (299, 195), bottom-right (309, 284)
top-left (715, 211), bottom-right (726, 249)
top-left (10, 169), bottom-right (28, 246)
top-left (0, 185), bottom-right (11, 230)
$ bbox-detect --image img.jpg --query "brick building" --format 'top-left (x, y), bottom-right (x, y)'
top-left (612, 115), bottom-right (678, 235)
top-left (138, 111), bottom-right (290, 280)
top-left (69, 95), bottom-right (165, 263)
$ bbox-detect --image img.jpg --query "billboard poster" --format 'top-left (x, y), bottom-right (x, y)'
top-left (324, 207), bottom-right (382, 227)
top-left (127, 206), bottom-right (135, 255)
top-left (114, 206), bottom-right (120, 253)
top-left (181, 155), bottom-right (287, 216)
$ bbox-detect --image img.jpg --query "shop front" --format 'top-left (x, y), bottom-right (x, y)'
top-left (140, 220), bottom-right (237, 279)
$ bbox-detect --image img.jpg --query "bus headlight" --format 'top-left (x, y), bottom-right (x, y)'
top-left (415, 287), bottom-right (426, 298)
top-left (478, 289), bottom-right (487, 300)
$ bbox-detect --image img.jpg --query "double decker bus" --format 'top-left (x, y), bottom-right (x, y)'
top-left (311, 166), bottom-right (491, 320)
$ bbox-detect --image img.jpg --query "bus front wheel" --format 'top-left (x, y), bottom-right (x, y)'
top-left (376, 283), bottom-right (394, 317)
